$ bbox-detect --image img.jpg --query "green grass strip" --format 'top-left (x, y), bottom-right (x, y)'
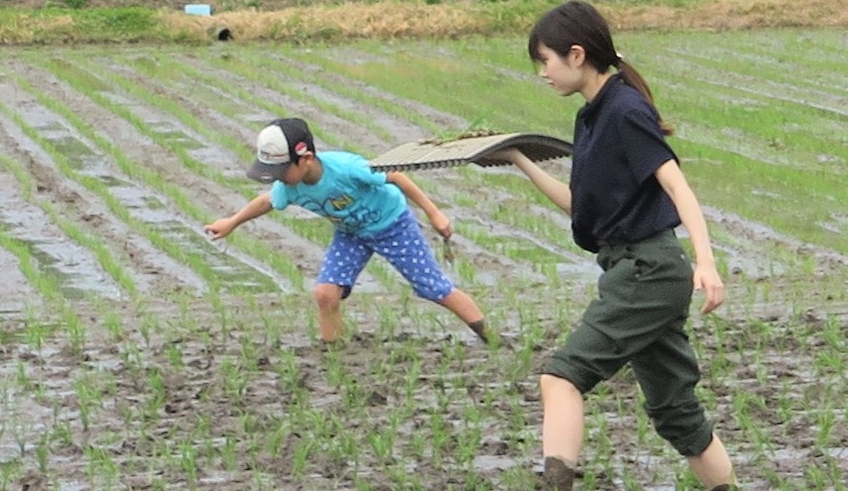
top-left (0, 218), bottom-right (86, 353)
top-left (0, 151), bottom-right (138, 298)
top-left (24, 54), bottom-right (305, 290)
top-left (3, 74), bottom-right (236, 293)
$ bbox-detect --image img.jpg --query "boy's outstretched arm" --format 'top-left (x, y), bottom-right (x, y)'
top-left (204, 192), bottom-right (273, 240)
top-left (386, 172), bottom-right (451, 238)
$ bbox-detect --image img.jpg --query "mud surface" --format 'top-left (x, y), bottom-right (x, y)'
top-left (0, 37), bottom-right (847, 491)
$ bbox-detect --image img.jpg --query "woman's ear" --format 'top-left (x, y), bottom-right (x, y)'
top-left (569, 45), bottom-right (586, 65)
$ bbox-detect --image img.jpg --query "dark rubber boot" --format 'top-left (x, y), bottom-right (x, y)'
top-left (710, 485), bottom-right (739, 491)
top-left (467, 320), bottom-right (489, 344)
top-left (543, 456), bottom-right (574, 491)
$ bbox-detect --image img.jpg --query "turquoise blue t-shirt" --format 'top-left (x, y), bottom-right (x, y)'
top-left (269, 151), bottom-right (407, 237)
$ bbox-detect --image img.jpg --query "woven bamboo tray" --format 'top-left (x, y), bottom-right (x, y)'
top-left (369, 133), bottom-right (573, 172)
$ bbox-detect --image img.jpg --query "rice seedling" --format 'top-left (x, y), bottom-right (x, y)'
top-left (83, 444), bottom-right (120, 489)
top-left (178, 438), bottom-right (199, 488)
top-left (290, 437), bottom-right (314, 478)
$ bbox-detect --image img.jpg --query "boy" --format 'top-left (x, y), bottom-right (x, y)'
top-left (204, 117), bottom-right (489, 344)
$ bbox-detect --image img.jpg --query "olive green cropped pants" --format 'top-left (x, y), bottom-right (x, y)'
top-left (543, 230), bottom-right (713, 456)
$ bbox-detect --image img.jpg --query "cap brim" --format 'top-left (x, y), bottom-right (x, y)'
top-left (247, 159), bottom-right (290, 184)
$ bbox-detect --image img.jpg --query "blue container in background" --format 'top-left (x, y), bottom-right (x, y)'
top-left (184, 4), bottom-right (213, 16)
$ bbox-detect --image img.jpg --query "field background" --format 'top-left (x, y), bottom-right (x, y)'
top-left (1, 0), bottom-right (847, 490)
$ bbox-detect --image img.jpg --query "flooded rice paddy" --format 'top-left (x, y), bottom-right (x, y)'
top-left (0, 31), bottom-right (847, 491)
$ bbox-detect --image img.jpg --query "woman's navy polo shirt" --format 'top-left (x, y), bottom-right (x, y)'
top-left (569, 74), bottom-right (681, 253)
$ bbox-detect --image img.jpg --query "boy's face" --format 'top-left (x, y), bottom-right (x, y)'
top-left (275, 158), bottom-right (299, 185)
top-left (276, 155), bottom-right (311, 185)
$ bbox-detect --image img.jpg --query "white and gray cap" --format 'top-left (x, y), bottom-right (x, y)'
top-left (247, 118), bottom-right (315, 183)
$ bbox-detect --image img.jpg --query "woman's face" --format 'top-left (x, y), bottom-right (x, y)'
top-left (535, 42), bottom-right (583, 97)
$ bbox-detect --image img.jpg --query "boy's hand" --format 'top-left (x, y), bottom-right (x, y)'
top-left (204, 218), bottom-right (236, 240)
top-left (427, 210), bottom-right (452, 239)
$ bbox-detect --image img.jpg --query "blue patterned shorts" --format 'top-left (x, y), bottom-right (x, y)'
top-left (317, 209), bottom-right (454, 301)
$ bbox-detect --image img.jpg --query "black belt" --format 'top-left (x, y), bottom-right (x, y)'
top-left (597, 230), bottom-right (674, 248)
top-left (596, 238), bottom-right (619, 247)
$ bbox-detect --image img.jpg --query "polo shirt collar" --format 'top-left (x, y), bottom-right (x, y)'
top-left (578, 73), bottom-right (622, 120)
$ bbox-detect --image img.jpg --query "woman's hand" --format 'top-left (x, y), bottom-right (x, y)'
top-left (486, 147), bottom-right (524, 166)
top-left (693, 262), bottom-right (724, 314)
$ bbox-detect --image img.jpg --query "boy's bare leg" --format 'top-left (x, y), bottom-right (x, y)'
top-left (540, 374), bottom-right (583, 490)
top-left (437, 288), bottom-right (487, 342)
top-left (313, 283), bottom-right (345, 342)
top-left (686, 434), bottom-right (737, 489)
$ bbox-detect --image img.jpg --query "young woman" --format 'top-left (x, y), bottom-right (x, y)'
top-left (205, 117), bottom-right (489, 344)
top-left (491, 2), bottom-right (738, 489)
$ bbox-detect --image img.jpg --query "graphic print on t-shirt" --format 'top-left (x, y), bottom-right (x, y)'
top-left (297, 196), bottom-right (383, 234)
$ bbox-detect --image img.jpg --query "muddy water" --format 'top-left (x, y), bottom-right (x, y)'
top-left (0, 120), bottom-right (123, 301)
top-left (0, 44), bottom-right (847, 491)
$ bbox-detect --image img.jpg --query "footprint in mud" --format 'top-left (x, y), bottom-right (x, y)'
top-left (19, 470), bottom-right (48, 491)
top-left (366, 389), bottom-right (388, 406)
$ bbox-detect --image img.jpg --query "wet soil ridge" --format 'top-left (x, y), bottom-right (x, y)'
top-left (0, 66), bottom-right (275, 297)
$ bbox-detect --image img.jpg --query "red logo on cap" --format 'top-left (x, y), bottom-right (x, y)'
top-left (294, 142), bottom-right (308, 156)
